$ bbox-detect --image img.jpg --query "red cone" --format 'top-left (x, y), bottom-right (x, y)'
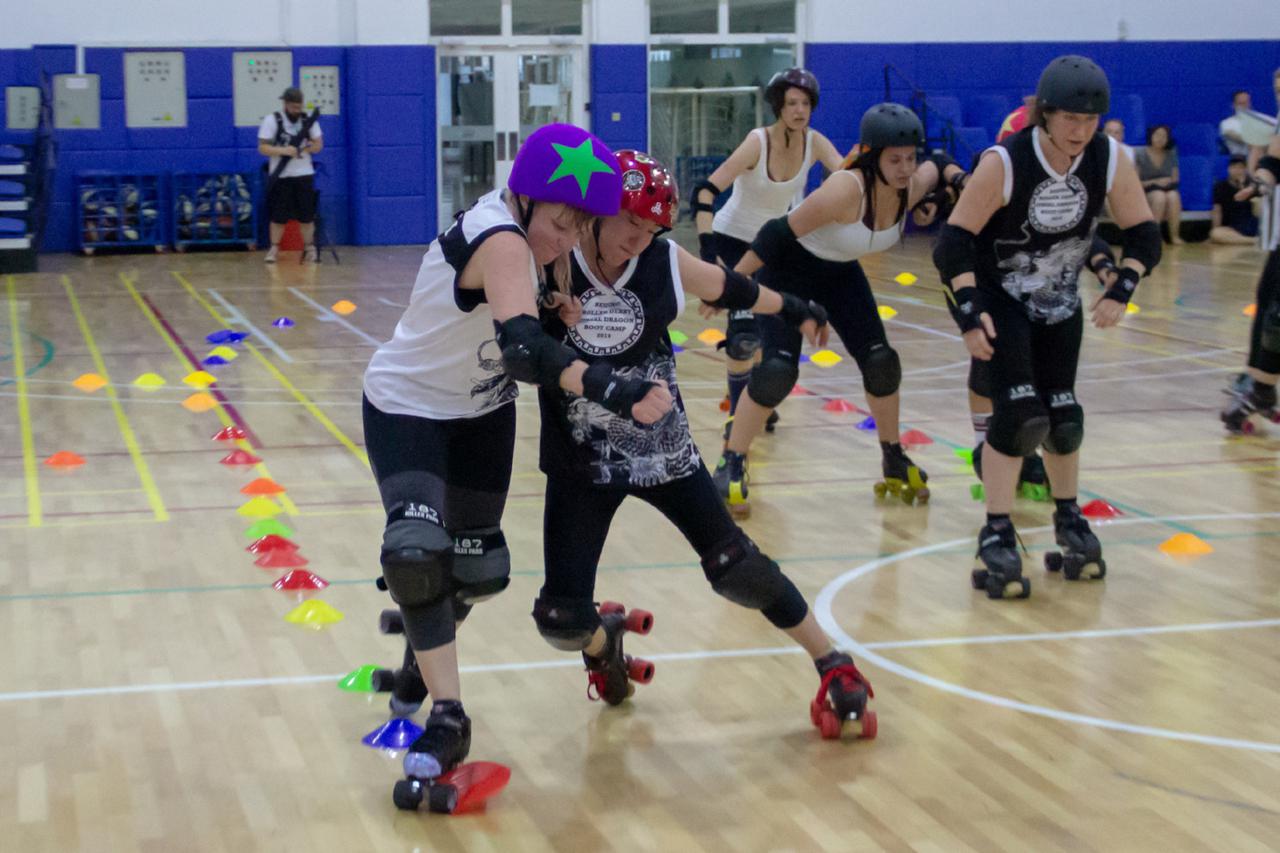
top-left (900, 429), bottom-right (933, 446)
top-left (255, 550), bottom-right (309, 569)
top-left (1082, 499), bottom-right (1123, 519)
top-left (246, 534), bottom-right (300, 555)
top-left (273, 570), bottom-right (328, 591)
top-left (822, 398), bottom-right (857, 413)
top-left (220, 449), bottom-right (262, 466)
top-left (212, 426), bottom-right (247, 442)
top-left (790, 385), bottom-right (815, 396)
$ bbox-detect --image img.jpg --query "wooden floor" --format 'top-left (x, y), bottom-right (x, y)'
top-left (2, 236), bottom-right (1278, 852)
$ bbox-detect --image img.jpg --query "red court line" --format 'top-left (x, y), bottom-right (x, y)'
top-left (139, 293), bottom-right (264, 449)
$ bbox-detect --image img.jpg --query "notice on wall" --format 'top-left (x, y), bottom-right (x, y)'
top-left (5, 86), bottom-right (40, 130)
top-left (53, 74), bottom-right (100, 130)
top-left (125, 52), bottom-right (188, 128)
top-left (300, 66), bottom-right (340, 116)
top-left (233, 52), bottom-right (293, 127)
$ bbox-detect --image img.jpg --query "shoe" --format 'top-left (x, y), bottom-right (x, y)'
top-left (264, 245), bottom-right (279, 264)
top-left (301, 245), bottom-right (318, 263)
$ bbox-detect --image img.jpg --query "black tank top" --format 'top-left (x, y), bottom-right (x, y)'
top-left (538, 238), bottom-right (702, 488)
top-left (975, 127), bottom-right (1114, 324)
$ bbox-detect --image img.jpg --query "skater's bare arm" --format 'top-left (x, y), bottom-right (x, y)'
top-left (697, 133), bottom-right (762, 233)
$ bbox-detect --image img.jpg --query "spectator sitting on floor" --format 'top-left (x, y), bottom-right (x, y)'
top-left (1136, 124), bottom-right (1184, 245)
top-left (1210, 155), bottom-right (1261, 244)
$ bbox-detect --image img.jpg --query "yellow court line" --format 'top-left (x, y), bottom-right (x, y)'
top-left (117, 272), bottom-right (300, 516)
top-left (170, 271), bottom-right (370, 468)
top-left (62, 276), bottom-right (169, 522)
top-left (6, 275), bottom-right (42, 526)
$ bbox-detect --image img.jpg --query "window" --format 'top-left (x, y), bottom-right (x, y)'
top-left (513, 0), bottom-right (583, 35)
top-left (430, 0), bottom-right (501, 36)
top-left (650, 0), bottom-right (718, 35)
top-left (729, 0), bottom-right (794, 33)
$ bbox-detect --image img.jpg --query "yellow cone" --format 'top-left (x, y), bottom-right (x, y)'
top-left (1243, 303), bottom-right (1256, 317)
top-left (1125, 303), bottom-right (1141, 315)
top-left (894, 272), bottom-right (918, 286)
top-left (285, 600), bottom-right (344, 629)
top-left (809, 350), bottom-right (843, 368)
top-left (332, 300), bottom-right (357, 315)
top-left (237, 495), bottom-right (282, 518)
top-left (73, 373), bottom-right (108, 393)
top-left (133, 372), bottom-right (166, 390)
top-left (878, 305), bottom-right (898, 320)
top-left (208, 346), bottom-right (238, 361)
top-left (182, 392), bottom-right (218, 412)
top-left (183, 370), bottom-right (218, 389)
top-left (1158, 533), bottom-right (1214, 557)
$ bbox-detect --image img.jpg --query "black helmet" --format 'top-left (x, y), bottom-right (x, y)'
top-left (1036, 55), bottom-right (1110, 115)
top-left (859, 103), bottom-right (924, 149)
top-left (765, 68), bottom-right (819, 117)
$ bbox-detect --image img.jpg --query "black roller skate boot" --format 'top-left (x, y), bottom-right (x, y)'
top-left (875, 441), bottom-right (929, 505)
top-left (583, 602), bottom-right (654, 706)
top-left (371, 642), bottom-right (429, 718)
top-left (1221, 377), bottom-right (1278, 435)
top-left (972, 517), bottom-right (1030, 599)
top-left (810, 651), bottom-right (877, 739)
top-left (402, 700), bottom-right (471, 782)
top-left (1044, 502), bottom-right (1106, 581)
top-left (712, 450), bottom-right (750, 517)
top-left (1017, 453), bottom-right (1051, 502)
top-left (764, 410), bottom-right (780, 433)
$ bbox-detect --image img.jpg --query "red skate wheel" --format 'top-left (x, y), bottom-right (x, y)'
top-left (857, 711), bottom-right (878, 740)
top-left (719, 395), bottom-right (730, 412)
top-left (625, 608), bottom-right (653, 634)
top-left (627, 657), bottom-right (654, 684)
top-left (809, 698), bottom-right (825, 727)
top-left (1241, 420), bottom-right (1256, 435)
top-left (599, 601), bottom-right (625, 617)
top-left (818, 709), bottom-right (842, 739)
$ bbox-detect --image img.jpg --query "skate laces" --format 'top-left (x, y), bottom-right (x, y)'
top-left (817, 663), bottom-right (874, 703)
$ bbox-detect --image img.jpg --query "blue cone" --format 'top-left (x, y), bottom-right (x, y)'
top-left (206, 329), bottom-right (235, 344)
top-left (799, 353), bottom-right (811, 362)
top-left (362, 717), bottom-right (423, 750)
top-left (203, 355), bottom-right (228, 366)
top-left (672, 345), bottom-right (683, 354)
top-left (272, 317), bottom-right (295, 328)
top-left (225, 331), bottom-right (249, 343)
top-left (856, 416), bottom-right (876, 430)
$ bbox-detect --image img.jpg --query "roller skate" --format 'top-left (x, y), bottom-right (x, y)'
top-left (371, 609), bottom-right (428, 717)
top-left (712, 450), bottom-right (751, 518)
top-left (971, 518), bottom-right (1030, 599)
top-left (400, 700), bottom-right (471, 785)
top-left (394, 700), bottom-right (512, 815)
top-left (874, 442), bottom-right (929, 505)
top-left (1016, 453), bottom-right (1051, 502)
top-left (1220, 377), bottom-right (1278, 435)
top-left (1044, 503), bottom-right (1107, 581)
top-left (810, 651), bottom-right (877, 740)
top-left (765, 410), bottom-right (780, 433)
top-left (583, 601), bottom-right (655, 706)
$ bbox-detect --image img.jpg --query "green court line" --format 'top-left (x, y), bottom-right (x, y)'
top-left (1079, 488), bottom-right (1207, 539)
top-left (3, 530), bottom-right (1275, 604)
top-left (0, 329), bottom-right (54, 387)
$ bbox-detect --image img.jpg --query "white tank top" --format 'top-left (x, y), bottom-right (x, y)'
top-left (798, 171), bottom-right (904, 262)
top-left (363, 189), bottom-right (536, 420)
top-left (713, 127), bottom-right (814, 243)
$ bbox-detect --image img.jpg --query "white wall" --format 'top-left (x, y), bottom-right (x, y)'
top-left (4, 1), bottom-right (1276, 48)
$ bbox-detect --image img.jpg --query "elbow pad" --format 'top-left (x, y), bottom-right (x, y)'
top-left (691, 178), bottom-right (723, 216)
top-left (1119, 220), bottom-right (1162, 275)
top-left (933, 223), bottom-right (978, 285)
top-left (495, 315), bottom-right (576, 386)
top-left (750, 216), bottom-right (798, 269)
top-left (706, 268), bottom-right (760, 311)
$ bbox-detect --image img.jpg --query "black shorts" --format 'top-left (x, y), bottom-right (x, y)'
top-left (712, 232), bottom-right (752, 269)
top-left (980, 288), bottom-right (1083, 409)
top-left (362, 395), bottom-right (516, 533)
top-left (1248, 251), bottom-right (1280, 374)
top-left (268, 174), bottom-right (316, 225)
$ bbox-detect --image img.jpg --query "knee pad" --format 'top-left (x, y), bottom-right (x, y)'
top-left (531, 595), bottom-right (601, 651)
top-left (967, 357), bottom-right (992, 399)
top-left (859, 344), bottom-right (901, 398)
top-left (380, 518), bottom-right (455, 609)
top-left (451, 527), bottom-right (511, 605)
top-left (747, 355), bottom-right (799, 408)
top-left (987, 388), bottom-right (1050, 457)
top-left (722, 309), bottom-right (763, 361)
top-left (1042, 390), bottom-right (1084, 455)
top-left (700, 533), bottom-right (791, 611)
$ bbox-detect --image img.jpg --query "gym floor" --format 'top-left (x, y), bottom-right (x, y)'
top-left (2, 236), bottom-right (1277, 851)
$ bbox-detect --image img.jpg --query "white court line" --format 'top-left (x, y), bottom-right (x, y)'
top-left (287, 287), bottom-right (383, 347)
top-left (887, 317), bottom-right (961, 341)
top-left (814, 510), bottom-right (1280, 754)
top-left (206, 288), bottom-right (294, 363)
top-left (4, 602), bottom-right (1279, 704)
top-left (377, 297), bottom-right (408, 308)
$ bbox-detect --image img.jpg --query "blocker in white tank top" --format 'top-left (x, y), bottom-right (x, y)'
top-left (713, 127), bottom-right (814, 244)
top-left (363, 189), bottom-right (536, 420)
top-left (798, 171), bottom-right (903, 262)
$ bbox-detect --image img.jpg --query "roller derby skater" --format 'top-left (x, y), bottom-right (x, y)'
top-left (362, 124), bottom-right (673, 805)
top-left (534, 151), bottom-right (873, 739)
top-left (693, 68), bottom-right (844, 450)
top-left (935, 56), bottom-right (1160, 599)
top-left (714, 103), bottom-right (968, 510)
top-left (1221, 117), bottom-right (1280, 435)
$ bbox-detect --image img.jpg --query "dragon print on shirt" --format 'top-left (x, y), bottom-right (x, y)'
top-left (469, 338), bottom-right (518, 410)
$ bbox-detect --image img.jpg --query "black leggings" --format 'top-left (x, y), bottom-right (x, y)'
top-left (541, 467), bottom-right (808, 630)
top-left (363, 395), bottom-right (516, 650)
top-left (1248, 250), bottom-right (1280, 375)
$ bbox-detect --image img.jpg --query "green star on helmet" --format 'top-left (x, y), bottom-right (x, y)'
top-left (546, 139), bottom-right (615, 198)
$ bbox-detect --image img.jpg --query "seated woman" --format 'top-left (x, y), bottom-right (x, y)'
top-left (1210, 155), bottom-right (1261, 244)
top-left (1134, 124), bottom-right (1184, 244)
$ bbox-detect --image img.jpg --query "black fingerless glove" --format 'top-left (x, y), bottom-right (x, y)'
top-left (946, 287), bottom-right (987, 334)
top-left (1103, 267), bottom-right (1140, 305)
top-left (777, 292), bottom-right (828, 330)
top-left (581, 362), bottom-right (657, 419)
top-left (697, 232), bottom-right (718, 265)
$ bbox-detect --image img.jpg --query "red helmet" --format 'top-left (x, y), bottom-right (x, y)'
top-left (614, 150), bottom-right (678, 230)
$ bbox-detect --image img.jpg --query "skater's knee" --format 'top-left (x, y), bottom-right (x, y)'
top-left (723, 309), bottom-right (763, 361)
top-left (1042, 390), bottom-right (1084, 455)
top-left (987, 391), bottom-right (1049, 457)
top-left (451, 527), bottom-right (511, 605)
top-left (747, 356), bottom-right (798, 408)
top-left (701, 533), bottom-right (804, 623)
top-left (859, 344), bottom-right (901, 398)
top-left (531, 595), bottom-right (601, 651)
top-left (381, 517), bottom-right (455, 610)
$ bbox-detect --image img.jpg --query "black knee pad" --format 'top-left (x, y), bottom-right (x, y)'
top-left (1042, 390), bottom-right (1084, 454)
top-left (531, 594), bottom-right (601, 651)
top-left (859, 344), bottom-right (901, 398)
top-left (987, 387), bottom-right (1050, 457)
top-left (747, 355), bottom-right (799, 408)
top-left (968, 357), bottom-right (992, 399)
top-left (722, 309), bottom-right (762, 361)
top-left (380, 518), bottom-right (455, 609)
top-left (700, 533), bottom-right (792, 612)
top-left (452, 527), bottom-right (511, 605)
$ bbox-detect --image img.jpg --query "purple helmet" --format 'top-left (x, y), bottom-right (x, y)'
top-left (765, 68), bottom-right (819, 117)
top-left (508, 123), bottom-right (622, 217)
